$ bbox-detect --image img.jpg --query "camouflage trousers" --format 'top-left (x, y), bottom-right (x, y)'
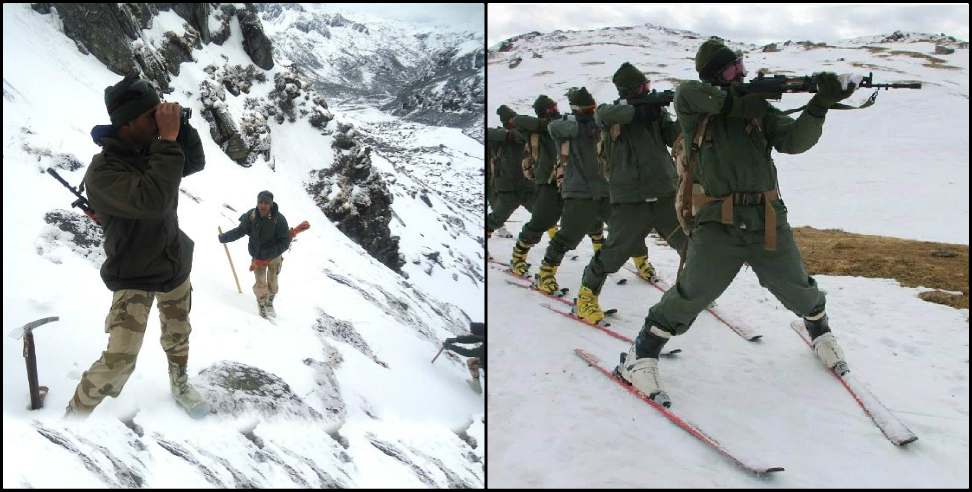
top-left (253, 255), bottom-right (283, 306)
top-left (69, 277), bottom-right (193, 415)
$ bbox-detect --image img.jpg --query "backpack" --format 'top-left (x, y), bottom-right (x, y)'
top-left (520, 132), bottom-right (539, 182)
top-left (596, 123), bottom-right (622, 182)
top-left (672, 115), bottom-right (713, 236)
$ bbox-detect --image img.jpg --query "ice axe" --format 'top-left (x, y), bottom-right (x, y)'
top-left (8, 316), bottom-right (59, 410)
top-left (431, 343), bottom-right (446, 364)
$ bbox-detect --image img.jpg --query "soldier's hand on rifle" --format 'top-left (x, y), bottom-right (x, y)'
top-left (156, 102), bottom-right (182, 142)
top-left (811, 72), bottom-right (856, 109)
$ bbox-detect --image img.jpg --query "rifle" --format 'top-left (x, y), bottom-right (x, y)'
top-left (737, 71), bottom-right (922, 112)
top-left (618, 89), bottom-right (675, 107)
top-left (47, 168), bottom-right (100, 224)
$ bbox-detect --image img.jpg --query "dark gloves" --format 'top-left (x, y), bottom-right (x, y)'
top-left (724, 84), bottom-right (770, 120)
top-left (808, 71), bottom-right (857, 115)
top-left (218, 233), bottom-right (227, 243)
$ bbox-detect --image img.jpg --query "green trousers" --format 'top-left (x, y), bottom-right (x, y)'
top-left (648, 220), bottom-right (825, 335)
top-left (542, 197), bottom-right (611, 266)
top-left (487, 188), bottom-right (536, 233)
top-left (582, 197), bottom-right (688, 294)
top-left (517, 183), bottom-right (563, 246)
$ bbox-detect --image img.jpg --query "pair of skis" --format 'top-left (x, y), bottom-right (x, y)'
top-left (491, 259), bottom-right (918, 476)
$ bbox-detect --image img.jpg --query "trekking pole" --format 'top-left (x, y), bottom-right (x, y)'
top-left (431, 344), bottom-right (446, 364)
top-left (218, 226), bottom-right (243, 294)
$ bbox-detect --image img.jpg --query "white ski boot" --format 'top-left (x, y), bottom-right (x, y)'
top-left (616, 343), bottom-right (670, 407)
top-left (805, 311), bottom-right (849, 375)
top-left (812, 333), bottom-right (849, 376)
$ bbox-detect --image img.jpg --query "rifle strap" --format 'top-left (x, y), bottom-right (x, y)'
top-left (778, 90), bottom-right (880, 115)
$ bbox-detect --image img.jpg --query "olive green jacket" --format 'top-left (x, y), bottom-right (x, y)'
top-left (511, 115), bottom-right (558, 185)
top-left (486, 127), bottom-right (533, 192)
top-left (674, 80), bottom-right (825, 226)
top-left (84, 134), bottom-right (194, 292)
top-left (595, 104), bottom-right (681, 203)
top-left (548, 115), bottom-right (609, 200)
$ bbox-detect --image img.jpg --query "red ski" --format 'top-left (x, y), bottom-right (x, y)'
top-left (575, 348), bottom-right (785, 476)
top-left (623, 267), bottom-right (762, 342)
top-left (788, 320), bottom-right (918, 446)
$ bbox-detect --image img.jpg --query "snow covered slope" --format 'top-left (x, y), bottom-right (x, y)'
top-left (3, 4), bottom-right (482, 487)
top-left (488, 24), bottom-right (969, 244)
top-left (486, 24), bottom-right (968, 488)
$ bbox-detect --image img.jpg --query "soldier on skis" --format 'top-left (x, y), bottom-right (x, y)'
top-left (66, 75), bottom-right (210, 419)
top-left (575, 63), bottom-right (688, 325)
top-left (507, 95), bottom-right (565, 278)
top-left (219, 190), bottom-right (292, 319)
top-left (535, 87), bottom-right (611, 297)
top-left (617, 39), bottom-right (854, 404)
top-left (486, 105), bottom-right (536, 240)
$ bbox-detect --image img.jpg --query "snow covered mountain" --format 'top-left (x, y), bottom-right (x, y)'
top-left (486, 23), bottom-right (968, 487)
top-left (260, 4), bottom-right (485, 140)
top-left (3, 3), bottom-right (483, 488)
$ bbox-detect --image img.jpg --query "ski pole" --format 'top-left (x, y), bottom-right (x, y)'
top-left (431, 344), bottom-right (445, 364)
top-left (218, 226), bottom-right (243, 294)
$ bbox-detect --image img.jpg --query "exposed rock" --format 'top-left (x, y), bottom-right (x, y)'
top-left (22, 142), bottom-right (83, 173)
top-left (312, 310), bottom-right (388, 368)
top-left (165, 3), bottom-right (210, 44)
top-left (38, 209), bottom-right (105, 265)
top-left (159, 30), bottom-right (199, 76)
top-left (935, 45), bottom-right (956, 55)
top-left (237, 5), bottom-right (274, 69)
top-left (762, 43), bottom-right (780, 52)
top-left (196, 361), bottom-right (324, 420)
top-left (307, 124), bottom-right (405, 272)
top-left (508, 56), bottom-right (522, 69)
top-left (198, 78), bottom-right (250, 165)
top-left (48, 4), bottom-right (141, 76)
top-left (211, 5), bottom-right (235, 46)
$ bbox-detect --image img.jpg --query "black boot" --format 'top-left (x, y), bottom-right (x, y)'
top-left (804, 309), bottom-right (831, 340)
top-left (634, 321), bottom-right (672, 359)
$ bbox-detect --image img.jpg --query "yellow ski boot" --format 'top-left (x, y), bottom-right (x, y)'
top-left (510, 240), bottom-right (531, 277)
top-left (590, 232), bottom-right (604, 253)
top-left (547, 226), bottom-right (559, 239)
top-left (575, 286), bottom-right (605, 324)
top-left (632, 255), bottom-right (658, 282)
top-left (534, 261), bottom-right (561, 295)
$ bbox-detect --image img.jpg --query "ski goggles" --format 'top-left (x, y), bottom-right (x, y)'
top-left (720, 58), bottom-right (746, 82)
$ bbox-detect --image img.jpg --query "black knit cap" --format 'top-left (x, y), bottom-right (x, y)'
top-left (696, 38), bottom-right (738, 82)
top-left (566, 87), bottom-right (595, 108)
top-left (257, 190), bottom-right (274, 203)
top-left (496, 105), bottom-right (517, 125)
top-left (612, 62), bottom-right (648, 97)
top-left (532, 95), bottom-right (557, 115)
top-left (104, 74), bottom-right (161, 127)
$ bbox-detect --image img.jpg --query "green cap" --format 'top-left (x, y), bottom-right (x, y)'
top-left (532, 95), bottom-right (557, 115)
top-left (566, 87), bottom-right (595, 108)
top-left (695, 38), bottom-right (737, 81)
top-left (612, 62), bottom-right (648, 97)
top-left (104, 74), bottom-right (161, 127)
top-left (496, 104), bottom-right (517, 125)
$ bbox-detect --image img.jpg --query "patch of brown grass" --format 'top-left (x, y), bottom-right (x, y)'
top-left (887, 50), bottom-right (947, 63)
top-left (793, 227), bottom-right (969, 309)
top-left (923, 62), bottom-right (963, 70)
top-left (849, 62), bottom-right (905, 73)
top-left (581, 61), bottom-right (605, 65)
